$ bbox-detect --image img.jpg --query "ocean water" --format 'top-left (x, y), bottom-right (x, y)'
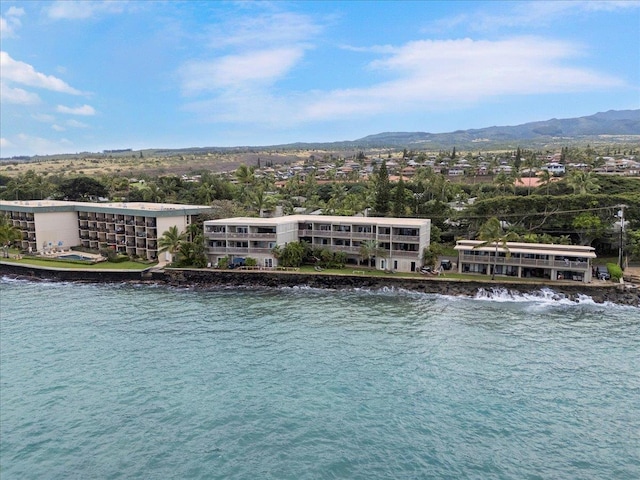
top-left (1, 278), bottom-right (639, 479)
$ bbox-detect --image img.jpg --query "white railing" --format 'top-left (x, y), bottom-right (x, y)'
top-left (460, 254), bottom-right (590, 270)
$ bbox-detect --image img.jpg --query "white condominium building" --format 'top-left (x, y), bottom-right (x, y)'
top-left (0, 200), bottom-right (214, 260)
top-left (454, 240), bottom-right (596, 283)
top-left (204, 215), bottom-right (431, 273)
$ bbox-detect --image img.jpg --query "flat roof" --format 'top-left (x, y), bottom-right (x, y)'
top-left (0, 200), bottom-right (214, 216)
top-left (455, 240), bottom-right (596, 258)
top-left (204, 214), bottom-right (430, 227)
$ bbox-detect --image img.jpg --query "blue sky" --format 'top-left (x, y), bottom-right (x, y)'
top-left (1, 0), bottom-right (639, 157)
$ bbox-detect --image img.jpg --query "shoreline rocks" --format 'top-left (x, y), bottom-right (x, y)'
top-left (2, 262), bottom-right (638, 307)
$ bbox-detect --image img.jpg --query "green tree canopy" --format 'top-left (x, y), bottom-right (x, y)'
top-left (57, 176), bottom-right (108, 201)
top-left (373, 160), bottom-right (390, 215)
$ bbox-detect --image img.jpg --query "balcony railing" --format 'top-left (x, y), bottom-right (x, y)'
top-left (459, 254), bottom-right (590, 270)
top-left (207, 247), bottom-right (273, 254)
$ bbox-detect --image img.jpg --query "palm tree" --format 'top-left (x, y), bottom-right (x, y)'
top-left (249, 186), bottom-right (278, 217)
top-left (475, 217), bottom-right (519, 280)
top-left (142, 183), bottom-right (165, 203)
top-left (566, 170), bottom-right (600, 195)
top-left (538, 170), bottom-right (553, 195)
top-left (235, 164), bottom-right (255, 186)
top-left (196, 182), bottom-right (217, 204)
top-left (509, 169), bottom-right (522, 194)
top-left (158, 225), bottom-right (187, 263)
top-left (359, 239), bottom-right (382, 268)
top-left (494, 171), bottom-right (513, 194)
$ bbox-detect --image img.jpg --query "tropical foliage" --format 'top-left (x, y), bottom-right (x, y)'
top-left (475, 217), bottom-right (520, 280)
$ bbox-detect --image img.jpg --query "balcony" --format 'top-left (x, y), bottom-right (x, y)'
top-left (391, 249), bottom-right (420, 257)
top-left (459, 254), bottom-right (590, 271)
top-left (394, 235), bottom-right (419, 242)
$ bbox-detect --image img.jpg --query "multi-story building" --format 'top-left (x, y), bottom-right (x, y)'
top-left (454, 240), bottom-right (596, 283)
top-left (0, 200), bottom-right (214, 260)
top-left (204, 215), bottom-right (430, 272)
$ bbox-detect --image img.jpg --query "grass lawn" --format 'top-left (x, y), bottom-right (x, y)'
top-left (1, 256), bottom-right (154, 270)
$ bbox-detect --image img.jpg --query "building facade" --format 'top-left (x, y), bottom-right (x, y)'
top-left (0, 200), bottom-right (214, 260)
top-left (454, 240), bottom-right (596, 283)
top-left (204, 215), bottom-right (431, 272)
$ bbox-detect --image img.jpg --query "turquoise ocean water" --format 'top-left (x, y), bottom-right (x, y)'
top-left (1, 278), bottom-right (639, 479)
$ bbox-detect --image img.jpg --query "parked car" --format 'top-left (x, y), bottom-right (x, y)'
top-left (597, 266), bottom-right (610, 280)
top-left (440, 259), bottom-right (453, 270)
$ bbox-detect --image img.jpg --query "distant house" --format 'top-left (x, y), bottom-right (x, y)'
top-left (542, 163), bottom-right (565, 175)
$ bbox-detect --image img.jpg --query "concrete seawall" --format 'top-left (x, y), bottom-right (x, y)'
top-left (2, 262), bottom-right (638, 306)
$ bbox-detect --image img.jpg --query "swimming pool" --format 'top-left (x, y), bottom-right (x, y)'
top-left (58, 254), bottom-right (94, 261)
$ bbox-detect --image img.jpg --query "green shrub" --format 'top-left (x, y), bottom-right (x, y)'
top-left (217, 256), bottom-right (230, 269)
top-left (245, 257), bottom-right (257, 267)
top-left (606, 262), bottom-right (623, 282)
top-left (108, 254), bottom-right (130, 263)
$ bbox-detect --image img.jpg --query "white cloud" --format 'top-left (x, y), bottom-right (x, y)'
top-left (181, 47), bottom-right (305, 93)
top-left (32, 113), bottom-right (56, 122)
top-left (0, 51), bottom-right (82, 94)
top-left (206, 12), bottom-right (322, 49)
top-left (0, 82), bottom-right (40, 104)
top-left (52, 124), bottom-right (65, 132)
top-left (302, 37), bottom-right (623, 120)
top-left (57, 104), bottom-right (96, 115)
top-left (0, 137), bottom-right (12, 149)
top-left (1, 133), bottom-right (73, 157)
top-left (66, 119), bottom-right (89, 128)
top-left (185, 36), bottom-right (625, 125)
top-left (46, 0), bottom-right (127, 20)
top-left (0, 6), bottom-right (24, 38)
top-left (426, 0), bottom-right (640, 33)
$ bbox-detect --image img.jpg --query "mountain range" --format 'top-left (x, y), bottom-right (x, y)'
top-left (274, 109), bottom-right (640, 151)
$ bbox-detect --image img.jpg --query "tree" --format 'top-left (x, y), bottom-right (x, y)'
top-left (57, 176), bottom-right (108, 201)
top-left (538, 169), bottom-right (553, 195)
top-left (628, 229), bottom-right (640, 261)
top-left (475, 217), bottom-right (519, 280)
top-left (235, 164), bottom-right (255, 186)
top-left (279, 241), bottom-right (308, 267)
top-left (0, 215), bottom-right (21, 257)
top-left (421, 243), bottom-right (443, 269)
top-left (494, 171), bottom-right (513, 194)
top-left (373, 160), bottom-right (391, 215)
top-left (249, 186), bottom-right (278, 217)
top-left (391, 176), bottom-right (408, 217)
top-left (359, 239), bottom-right (382, 268)
top-left (514, 147), bottom-right (522, 171)
top-left (566, 170), bottom-right (600, 195)
top-left (158, 225), bottom-right (187, 263)
top-left (142, 183), bottom-right (166, 203)
top-left (572, 212), bottom-right (605, 246)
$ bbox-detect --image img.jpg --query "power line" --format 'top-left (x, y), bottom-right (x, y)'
top-left (422, 204), bottom-right (623, 220)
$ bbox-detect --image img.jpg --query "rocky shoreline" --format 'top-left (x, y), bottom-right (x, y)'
top-left (2, 262), bottom-right (639, 307)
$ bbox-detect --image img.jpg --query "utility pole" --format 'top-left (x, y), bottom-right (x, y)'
top-left (617, 204), bottom-right (627, 270)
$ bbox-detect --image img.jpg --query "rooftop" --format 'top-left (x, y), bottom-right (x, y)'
top-left (0, 200), bottom-right (214, 216)
top-left (205, 214), bottom-right (429, 227)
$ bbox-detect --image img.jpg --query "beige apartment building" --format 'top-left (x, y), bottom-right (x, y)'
top-left (204, 215), bottom-right (431, 272)
top-left (0, 200), bottom-right (214, 260)
top-left (454, 240), bottom-right (596, 283)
